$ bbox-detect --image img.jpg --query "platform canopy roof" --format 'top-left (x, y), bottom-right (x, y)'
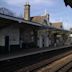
top-left (0, 11), bottom-right (71, 33)
top-left (0, 13), bottom-right (42, 26)
top-left (41, 25), bottom-right (71, 33)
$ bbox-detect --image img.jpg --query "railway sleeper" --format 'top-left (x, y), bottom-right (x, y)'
top-left (57, 61), bottom-right (72, 72)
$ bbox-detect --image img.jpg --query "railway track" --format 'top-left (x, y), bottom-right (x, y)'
top-left (57, 61), bottom-right (72, 72)
top-left (68, 68), bottom-right (72, 72)
top-left (32, 52), bottom-right (72, 72)
top-left (0, 46), bottom-right (72, 72)
top-left (16, 47), bottom-right (72, 72)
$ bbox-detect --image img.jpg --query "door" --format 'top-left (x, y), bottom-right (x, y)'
top-left (5, 36), bottom-right (9, 53)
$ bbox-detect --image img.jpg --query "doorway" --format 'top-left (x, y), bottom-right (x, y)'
top-left (5, 36), bottom-right (9, 53)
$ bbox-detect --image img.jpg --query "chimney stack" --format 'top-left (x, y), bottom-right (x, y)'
top-left (24, 0), bottom-right (30, 20)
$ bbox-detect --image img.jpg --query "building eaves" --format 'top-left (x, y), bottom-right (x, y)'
top-left (0, 13), bottom-right (70, 33)
top-left (0, 13), bottom-right (42, 27)
top-left (42, 25), bottom-right (70, 33)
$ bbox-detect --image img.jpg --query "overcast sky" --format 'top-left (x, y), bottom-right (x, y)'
top-left (0, 0), bottom-right (72, 30)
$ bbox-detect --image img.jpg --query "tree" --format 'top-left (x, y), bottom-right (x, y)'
top-left (64, 0), bottom-right (72, 8)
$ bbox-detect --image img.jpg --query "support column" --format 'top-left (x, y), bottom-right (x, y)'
top-left (37, 35), bottom-right (43, 48)
top-left (44, 35), bottom-right (50, 47)
top-left (62, 33), bottom-right (69, 45)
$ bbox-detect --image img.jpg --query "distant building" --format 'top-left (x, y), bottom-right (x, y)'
top-left (70, 28), bottom-right (72, 32)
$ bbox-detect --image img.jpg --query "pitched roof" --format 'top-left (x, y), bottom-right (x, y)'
top-left (31, 16), bottom-right (48, 25)
top-left (52, 22), bottom-right (63, 29)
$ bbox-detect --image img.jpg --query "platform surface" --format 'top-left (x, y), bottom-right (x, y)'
top-left (0, 45), bottom-right (71, 61)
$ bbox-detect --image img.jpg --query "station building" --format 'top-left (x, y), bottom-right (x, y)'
top-left (0, 1), bottom-right (70, 53)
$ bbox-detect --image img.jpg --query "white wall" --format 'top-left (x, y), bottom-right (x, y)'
top-left (0, 26), bottom-right (19, 46)
top-left (37, 30), bottom-right (50, 48)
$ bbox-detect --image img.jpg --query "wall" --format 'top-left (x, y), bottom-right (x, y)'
top-left (37, 30), bottom-right (50, 48)
top-left (0, 26), bottom-right (19, 46)
top-left (20, 28), bottom-right (34, 43)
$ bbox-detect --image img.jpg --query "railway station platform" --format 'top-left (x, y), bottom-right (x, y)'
top-left (0, 45), bottom-right (72, 61)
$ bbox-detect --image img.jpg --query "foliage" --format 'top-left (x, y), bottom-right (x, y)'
top-left (64, 0), bottom-right (72, 8)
